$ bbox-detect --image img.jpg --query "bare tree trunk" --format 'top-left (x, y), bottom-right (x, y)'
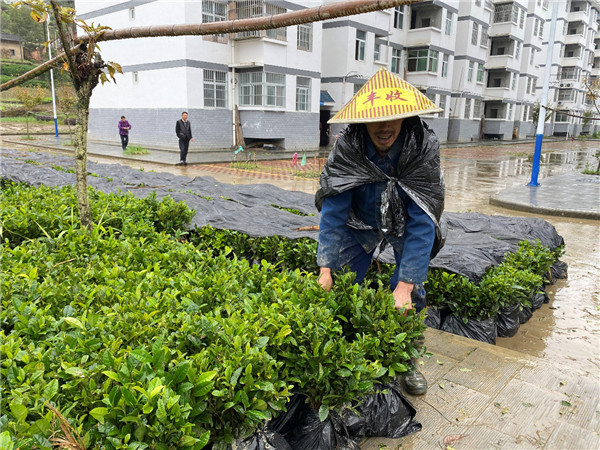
top-left (74, 81), bottom-right (93, 228)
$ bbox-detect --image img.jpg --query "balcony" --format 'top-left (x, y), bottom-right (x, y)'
top-left (567, 10), bottom-right (589, 25)
top-left (409, 3), bottom-right (443, 30)
top-left (406, 25), bottom-right (444, 48)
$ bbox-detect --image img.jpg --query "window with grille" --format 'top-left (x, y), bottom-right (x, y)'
top-left (203, 1), bottom-right (227, 39)
top-left (530, 49), bottom-right (535, 65)
top-left (477, 63), bottom-right (484, 83)
top-left (234, 1), bottom-right (286, 40)
top-left (468, 61), bottom-right (474, 82)
top-left (519, 8), bottom-right (525, 28)
top-left (493, 3), bottom-right (518, 23)
top-left (555, 111), bottom-right (569, 122)
top-left (539, 20), bottom-right (544, 38)
top-left (511, 73), bottom-right (517, 90)
top-left (204, 69), bottom-right (227, 108)
top-left (445, 12), bottom-right (452, 35)
top-left (515, 42), bottom-right (521, 60)
top-left (407, 49), bottom-right (438, 72)
top-left (355, 30), bottom-right (366, 61)
top-left (391, 48), bottom-right (401, 73)
top-left (480, 26), bottom-right (488, 46)
top-left (471, 23), bottom-right (479, 45)
top-left (394, 6), bottom-right (404, 29)
top-left (439, 95), bottom-right (446, 116)
top-left (296, 77), bottom-right (311, 111)
top-left (473, 99), bottom-right (481, 118)
top-left (464, 99), bottom-right (472, 119)
top-left (297, 23), bottom-right (312, 51)
top-left (239, 72), bottom-right (285, 107)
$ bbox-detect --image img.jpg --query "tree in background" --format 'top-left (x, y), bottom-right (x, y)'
top-left (56, 84), bottom-right (76, 141)
top-left (532, 101), bottom-right (553, 125)
top-left (14, 85), bottom-right (46, 138)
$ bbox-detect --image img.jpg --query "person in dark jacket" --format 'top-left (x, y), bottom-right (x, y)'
top-left (316, 68), bottom-right (445, 395)
top-left (118, 116), bottom-right (131, 150)
top-left (175, 112), bottom-right (193, 165)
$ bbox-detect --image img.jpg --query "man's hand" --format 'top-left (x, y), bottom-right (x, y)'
top-left (190, 138), bottom-right (194, 142)
top-left (393, 281), bottom-right (414, 311)
top-left (318, 267), bottom-right (333, 291)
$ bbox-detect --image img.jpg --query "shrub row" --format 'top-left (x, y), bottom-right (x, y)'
top-left (1, 182), bottom-right (424, 449)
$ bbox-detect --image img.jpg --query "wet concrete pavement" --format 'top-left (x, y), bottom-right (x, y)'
top-left (1, 136), bottom-right (599, 449)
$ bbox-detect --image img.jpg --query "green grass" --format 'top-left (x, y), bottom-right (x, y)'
top-left (230, 161), bottom-right (261, 170)
top-left (294, 170), bottom-right (320, 178)
top-left (124, 145), bottom-right (150, 155)
top-left (1, 116), bottom-right (54, 124)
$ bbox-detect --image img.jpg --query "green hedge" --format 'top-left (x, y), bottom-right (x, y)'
top-left (1, 182), bottom-right (424, 449)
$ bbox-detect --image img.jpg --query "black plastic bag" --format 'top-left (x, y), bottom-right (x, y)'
top-left (530, 290), bottom-right (548, 311)
top-left (550, 260), bottom-right (568, 282)
top-left (342, 383), bottom-right (421, 439)
top-left (519, 304), bottom-right (533, 324)
top-left (285, 409), bottom-right (359, 450)
top-left (236, 428), bottom-right (292, 450)
top-left (496, 303), bottom-right (520, 338)
top-left (269, 394), bottom-right (313, 440)
top-left (424, 307), bottom-right (442, 329)
top-left (441, 314), bottom-right (497, 345)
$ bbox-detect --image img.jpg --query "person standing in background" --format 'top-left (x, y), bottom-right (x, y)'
top-left (118, 116), bottom-right (131, 151)
top-left (175, 112), bottom-right (193, 165)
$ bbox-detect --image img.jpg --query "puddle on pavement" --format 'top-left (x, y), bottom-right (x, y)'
top-left (4, 139), bottom-right (599, 376)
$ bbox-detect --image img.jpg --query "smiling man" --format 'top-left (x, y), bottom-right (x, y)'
top-left (315, 68), bottom-right (445, 395)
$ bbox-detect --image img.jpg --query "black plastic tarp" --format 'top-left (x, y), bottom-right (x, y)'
top-left (1, 149), bottom-right (565, 282)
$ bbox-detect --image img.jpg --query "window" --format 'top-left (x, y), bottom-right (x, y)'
top-left (477, 63), bottom-right (484, 83)
top-left (475, 0), bottom-right (481, 6)
top-left (507, 104), bottom-right (513, 120)
top-left (473, 99), bottom-right (481, 119)
top-left (530, 49), bottom-right (536, 65)
top-left (480, 27), bottom-right (488, 46)
top-left (539, 20), bottom-right (544, 38)
top-left (445, 12), bottom-right (452, 35)
top-left (493, 3), bottom-right (519, 23)
top-left (391, 48), bottom-right (401, 73)
top-left (555, 111), bottom-right (568, 122)
top-left (129, 7), bottom-right (135, 20)
top-left (515, 42), bottom-right (521, 60)
top-left (203, 1), bottom-right (227, 38)
top-left (239, 71), bottom-right (285, 107)
top-left (235, 2), bottom-right (286, 40)
top-left (438, 95), bottom-right (446, 116)
top-left (132, 72), bottom-right (139, 84)
top-left (519, 8), bottom-right (525, 28)
top-left (464, 99), bottom-right (472, 119)
top-left (407, 49), bottom-right (438, 72)
top-left (355, 30), bottom-right (366, 61)
top-left (471, 23), bottom-right (479, 45)
top-left (534, 18), bottom-right (539, 37)
top-left (204, 69), bottom-right (227, 108)
top-left (296, 77), bottom-right (311, 111)
top-left (353, 83), bottom-right (362, 94)
top-left (511, 73), bottom-right (517, 90)
top-left (203, 1), bottom-right (226, 23)
top-left (10, 49), bottom-right (16, 56)
top-left (468, 61), bottom-right (474, 82)
top-left (522, 105), bottom-right (528, 121)
top-left (297, 23), bottom-right (312, 51)
top-left (442, 53), bottom-right (449, 77)
top-left (394, 6), bottom-right (404, 29)
top-left (264, 4), bottom-right (286, 39)
top-left (527, 77), bottom-right (532, 94)
top-left (374, 43), bottom-right (381, 61)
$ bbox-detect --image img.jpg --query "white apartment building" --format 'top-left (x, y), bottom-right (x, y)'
top-left (78, 0), bottom-right (600, 160)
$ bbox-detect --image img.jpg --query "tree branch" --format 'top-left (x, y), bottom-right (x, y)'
top-left (49, 0), bottom-right (80, 85)
top-left (2, 0), bottom-right (420, 92)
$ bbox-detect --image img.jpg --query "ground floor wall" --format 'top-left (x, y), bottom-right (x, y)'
top-left (88, 108), bottom-right (319, 149)
top-left (447, 118), bottom-right (481, 142)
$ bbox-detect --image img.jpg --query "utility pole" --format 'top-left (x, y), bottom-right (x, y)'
top-left (529, 0), bottom-right (559, 186)
top-left (45, 21), bottom-right (59, 138)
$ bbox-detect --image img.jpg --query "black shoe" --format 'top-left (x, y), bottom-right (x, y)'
top-left (402, 367), bottom-right (428, 395)
top-left (182, 161), bottom-right (187, 166)
top-left (176, 161), bottom-right (184, 166)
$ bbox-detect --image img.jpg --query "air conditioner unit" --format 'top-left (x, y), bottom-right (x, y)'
top-left (557, 101), bottom-right (564, 105)
top-left (566, 82), bottom-right (573, 87)
top-left (560, 83), bottom-right (565, 87)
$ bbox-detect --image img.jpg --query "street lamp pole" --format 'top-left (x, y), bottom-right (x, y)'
top-left (529, 0), bottom-right (559, 186)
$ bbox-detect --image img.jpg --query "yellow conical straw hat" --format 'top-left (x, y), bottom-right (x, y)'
top-left (329, 67), bottom-right (443, 124)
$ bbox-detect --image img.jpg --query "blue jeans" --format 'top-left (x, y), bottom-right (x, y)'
top-left (339, 237), bottom-right (427, 312)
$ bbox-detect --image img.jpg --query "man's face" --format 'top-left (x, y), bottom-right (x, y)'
top-left (365, 119), bottom-right (404, 156)
top-left (182, 113), bottom-right (188, 121)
